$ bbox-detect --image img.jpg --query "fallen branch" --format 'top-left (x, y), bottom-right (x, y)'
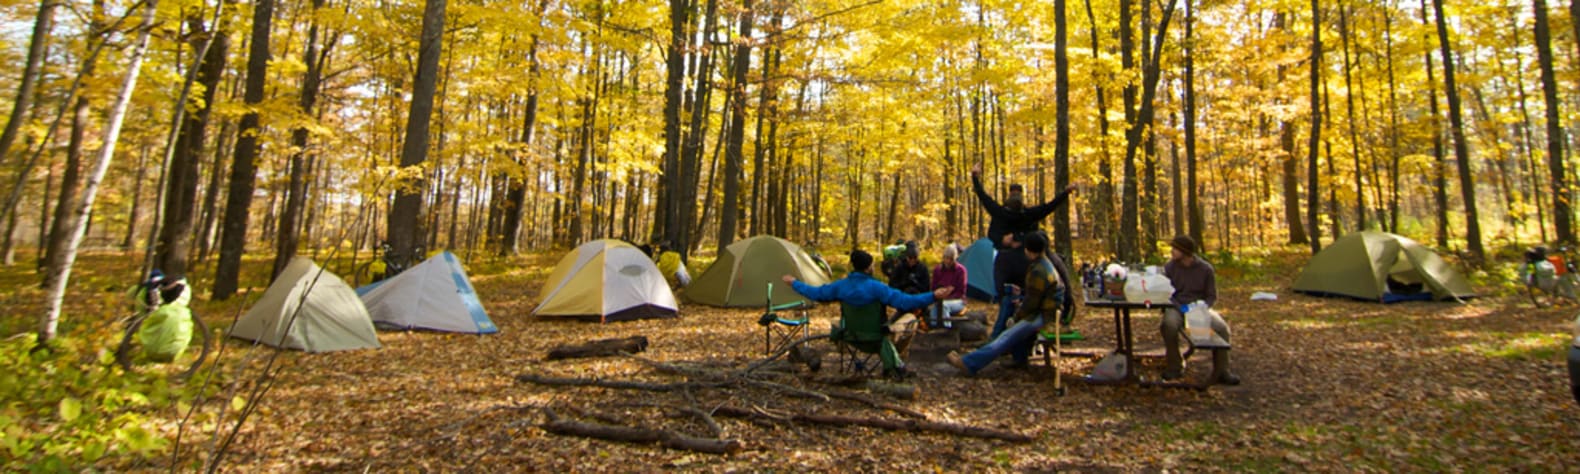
top-left (547, 336), bottom-right (649, 360)
top-left (541, 407), bottom-right (743, 454)
top-left (711, 406), bottom-right (1033, 443)
top-left (823, 385), bottom-right (925, 418)
top-left (514, 373), bottom-right (724, 392)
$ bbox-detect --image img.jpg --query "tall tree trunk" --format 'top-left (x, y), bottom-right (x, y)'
top-left (1118, 0), bottom-right (1137, 261)
top-left (1277, 13), bottom-right (1308, 245)
top-left (1339, 4), bottom-right (1366, 230)
top-left (272, 0), bottom-right (329, 279)
top-left (1432, 0), bottom-right (1483, 262)
top-left (38, 0), bottom-right (156, 345)
top-left (196, 120), bottom-right (232, 262)
top-left (1118, 0), bottom-right (1178, 261)
top-left (42, 67), bottom-right (98, 289)
top-left (1306, 0), bottom-right (1323, 254)
top-left (157, 20), bottom-right (229, 277)
top-left (1054, 0), bottom-right (1072, 258)
top-left (1421, 0), bottom-right (1448, 248)
top-left (212, 0), bottom-right (275, 300)
top-left (387, 0), bottom-right (448, 262)
top-left (1535, 0), bottom-right (1572, 244)
top-left (0, 0), bottom-right (57, 169)
top-left (1183, 0), bottom-right (1200, 245)
top-left (717, 0), bottom-right (755, 252)
top-left (659, 0), bottom-right (690, 249)
top-left (1085, 0), bottom-right (1114, 250)
top-left (121, 141), bottom-right (150, 249)
top-left (1382, 7), bottom-right (1402, 233)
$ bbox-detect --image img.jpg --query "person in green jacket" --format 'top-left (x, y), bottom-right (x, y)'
top-left (132, 270), bottom-right (194, 362)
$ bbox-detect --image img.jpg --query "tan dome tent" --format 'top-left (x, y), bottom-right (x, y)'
top-left (535, 240), bottom-right (679, 322)
top-left (1293, 231), bottom-right (1475, 303)
top-left (686, 235), bottom-right (833, 307)
top-left (231, 257), bottom-right (381, 352)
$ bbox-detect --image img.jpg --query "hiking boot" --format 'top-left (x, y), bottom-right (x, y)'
top-left (1161, 368), bottom-right (1184, 381)
top-left (1213, 372), bottom-right (1241, 386)
top-left (947, 351), bottom-right (969, 374)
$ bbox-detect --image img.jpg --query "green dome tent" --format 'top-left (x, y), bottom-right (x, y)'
top-left (1292, 231), bottom-right (1475, 302)
top-left (685, 235), bottom-right (832, 307)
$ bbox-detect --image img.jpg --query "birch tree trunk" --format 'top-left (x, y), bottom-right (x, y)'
top-left (38, 0), bottom-right (157, 345)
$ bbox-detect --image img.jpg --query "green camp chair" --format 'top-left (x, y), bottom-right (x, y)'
top-left (830, 302), bottom-right (905, 377)
top-left (758, 283), bottom-right (813, 355)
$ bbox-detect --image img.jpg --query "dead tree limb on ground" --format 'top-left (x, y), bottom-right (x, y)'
top-left (541, 407), bottom-right (743, 454)
top-left (711, 405), bottom-right (1033, 442)
top-left (546, 336), bottom-right (649, 360)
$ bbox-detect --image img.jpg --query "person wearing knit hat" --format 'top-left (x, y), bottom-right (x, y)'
top-left (948, 231), bottom-right (1073, 376)
top-left (1160, 235), bottom-right (1240, 385)
top-left (930, 244), bottom-right (968, 327)
top-left (783, 249), bottom-right (954, 379)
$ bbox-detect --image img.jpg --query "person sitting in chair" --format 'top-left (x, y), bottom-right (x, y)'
top-left (783, 249), bottom-right (952, 378)
top-left (948, 231), bottom-right (1070, 375)
top-left (929, 244), bottom-right (968, 327)
top-left (886, 242), bottom-right (930, 295)
top-left (1160, 235), bottom-right (1240, 385)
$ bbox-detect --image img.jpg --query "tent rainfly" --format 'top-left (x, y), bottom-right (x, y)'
top-left (960, 238), bottom-right (997, 302)
top-left (686, 235), bottom-right (832, 307)
top-left (534, 239), bottom-right (679, 322)
top-left (360, 251), bottom-right (498, 333)
top-left (1292, 230), bottom-right (1476, 303)
top-left (231, 257), bottom-right (381, 352)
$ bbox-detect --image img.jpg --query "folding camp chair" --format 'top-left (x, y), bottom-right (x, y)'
top-left (758, 283), bottom-right (813, 355)
top-left (829, 303), bottom-right (917, 378)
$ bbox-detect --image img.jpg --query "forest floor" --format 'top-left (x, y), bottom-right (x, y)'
top-left (4, 245), bottom-right (1579, 472)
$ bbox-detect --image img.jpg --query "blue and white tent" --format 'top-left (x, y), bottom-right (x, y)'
top-left (961, 238), bottom-right (998, 302)
top-left (359, 251), bottom-right (498, 334)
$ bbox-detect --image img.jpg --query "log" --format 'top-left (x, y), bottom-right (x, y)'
top-left (546, 336), bottom-right (649, 360)
top-left (542, 413), bottom-right (743, 454)
top-left (861, 380), bottom-right (919, 401)
top-left (514, 372), bottom-right (724, 392)
top-left (711, 405), bottom-right (1033, 443)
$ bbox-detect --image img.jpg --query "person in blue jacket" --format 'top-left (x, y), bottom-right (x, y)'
top-left (783, 249), bottom-right (953, 378)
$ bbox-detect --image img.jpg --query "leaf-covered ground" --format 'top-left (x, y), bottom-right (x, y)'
top-left (5, 247), bottom-right (1579, 471)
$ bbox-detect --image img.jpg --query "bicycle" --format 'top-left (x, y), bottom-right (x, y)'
top-left (354, 241), bottom-right (425, 287)
top-left (1522, 246), bottom-right (1579, 307)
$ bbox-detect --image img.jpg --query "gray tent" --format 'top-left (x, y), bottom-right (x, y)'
top-left (231, 257), bottom-right (381, 351)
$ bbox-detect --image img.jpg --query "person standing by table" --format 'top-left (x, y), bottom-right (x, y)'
top-left (1160, 235), bottom-right (1240, 385)
top-left (971, 163), bottom-right (1076, 339)
top-left (948, 232), bottom-right (1070, 375)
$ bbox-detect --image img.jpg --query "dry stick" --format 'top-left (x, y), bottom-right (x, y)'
top-left (820, 387), bottom-right (925, 419)
top-left (169, 285), bottom-right (254, 472)
top-left (540, 406), bottom-right (743, 455)
top-left (513, 372), bottom-right (725, 392)
top-left (711, 405), bottom-right (1034, 443)
top-left (681, 386), bottom-right (723, 438)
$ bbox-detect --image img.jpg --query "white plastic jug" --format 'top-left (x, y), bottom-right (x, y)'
top-left (1123, 273), bottom-right (1174, 304)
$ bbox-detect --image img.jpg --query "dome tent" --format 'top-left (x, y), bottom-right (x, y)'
top-left (686, 235), bottom-right (832, 307)
top-left (959, 238), bottom-right (997, 301)
top-left (535, 239), bottom-right (679, 322)
top-left (231, 258), bottom-right (381, 352)
top-left (1293, 231), bottom-right (1475, 302)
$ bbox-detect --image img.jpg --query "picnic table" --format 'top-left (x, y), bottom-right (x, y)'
top-left (1038, 296), bottom-right (1205, 391)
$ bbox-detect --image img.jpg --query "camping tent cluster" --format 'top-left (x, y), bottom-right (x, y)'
top-left (231, 251), bottom-right (498, 352)
top-left (224, 230), bottom-right (1473, 355)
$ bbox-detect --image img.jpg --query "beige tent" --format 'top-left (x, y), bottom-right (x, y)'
top-left (686, 235), bottom-right (832, 307)
top-left (1293, 231), bottom-right (1475, 302)
top-left (535, 240), bottom-right (678, 322)
top-left (231, 257), bottom-right (381, 352)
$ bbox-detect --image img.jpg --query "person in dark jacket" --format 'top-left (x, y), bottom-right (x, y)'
top-left (886, 244), bottom-right (930, 295)
top-left (1160, 235), bottom-right (1239, 385)
top-left (948, 231), bottom-right (1070, 375)
top-left (972, 164), bottom-right (1076, 339)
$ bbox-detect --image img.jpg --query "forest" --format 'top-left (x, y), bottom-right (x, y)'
top-left (2, 0), bottom-right (1580, 470)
